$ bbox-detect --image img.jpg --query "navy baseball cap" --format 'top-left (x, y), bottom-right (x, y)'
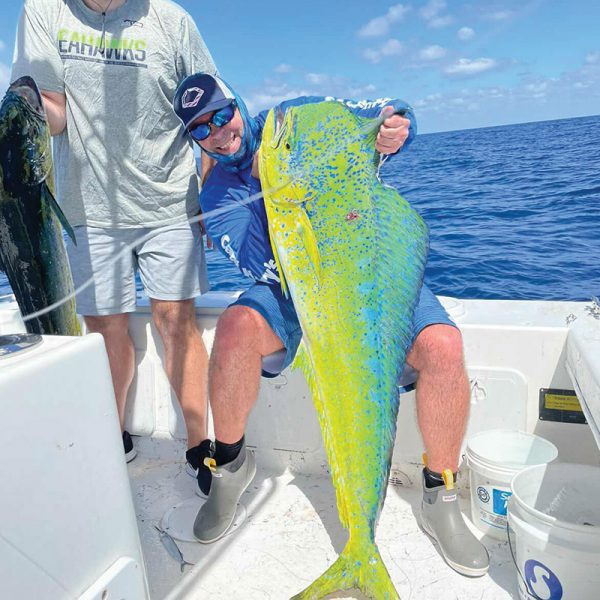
top-left (173, 73), bottom-right (235, 130)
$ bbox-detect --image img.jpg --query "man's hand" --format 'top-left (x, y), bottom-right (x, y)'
top-left (376, 106), bottom-right (411, 155)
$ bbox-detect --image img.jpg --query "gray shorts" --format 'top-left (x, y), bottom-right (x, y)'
top-left (66, 221), bottom-right (209, 316)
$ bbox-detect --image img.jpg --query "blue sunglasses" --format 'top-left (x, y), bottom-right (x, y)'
top-left (188, 100), bottom-right (237, 142)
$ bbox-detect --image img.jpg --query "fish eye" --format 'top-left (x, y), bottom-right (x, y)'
top-left (285, 142), bottom-right (291, 150)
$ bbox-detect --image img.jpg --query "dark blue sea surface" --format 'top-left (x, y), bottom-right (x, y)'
top-left (1, 115), bottom-right (598, 304)
top-left (387, 114), bottom-right (599, 300)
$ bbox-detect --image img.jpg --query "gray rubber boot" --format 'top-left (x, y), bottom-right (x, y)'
top-left (193, 443), bottom-right (256, 544)
top-left (421, 470), bottom-right (490, 577)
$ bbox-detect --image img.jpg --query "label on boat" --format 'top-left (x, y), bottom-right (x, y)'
top-left (538, 388), bottom-right (587, 424)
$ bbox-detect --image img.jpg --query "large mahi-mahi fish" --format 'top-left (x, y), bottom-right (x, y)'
top-left (259, 101), bottom-right (428, 599)
top-left (0, 76), bottom-right (80, 335)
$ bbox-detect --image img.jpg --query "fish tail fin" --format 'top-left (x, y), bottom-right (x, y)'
top-left (291, 537), bottom-right (399, 600)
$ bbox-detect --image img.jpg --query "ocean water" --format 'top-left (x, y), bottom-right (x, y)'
top-left (1, 115), bottom-right (598, 306)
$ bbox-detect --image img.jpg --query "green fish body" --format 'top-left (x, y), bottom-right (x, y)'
top-left (259, 101), bottom-right (428, 600)
top-left (0, 76), bottom-right (80, 335)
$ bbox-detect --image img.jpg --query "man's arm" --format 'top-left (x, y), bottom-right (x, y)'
top-left (41, 90), bottom-right (66, 136)
top-left (200, 152), bottom-right (216, 186)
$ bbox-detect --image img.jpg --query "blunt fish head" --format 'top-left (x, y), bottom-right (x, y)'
top-left (258, 106), bottom-right (311, 207)
top-left (0, 76), bottom-right (52, 193)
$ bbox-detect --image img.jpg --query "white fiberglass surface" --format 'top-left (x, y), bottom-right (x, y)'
top-left (129, 436), bottom-right (516, 600)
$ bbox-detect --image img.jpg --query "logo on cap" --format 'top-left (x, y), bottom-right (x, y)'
top-left (182, 87), bottom-right (205, 109)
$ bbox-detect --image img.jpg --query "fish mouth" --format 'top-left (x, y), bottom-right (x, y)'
top-left (270, 106), bottom-right (288, 149)
top-left (7, 76), bottom-right (45, 119)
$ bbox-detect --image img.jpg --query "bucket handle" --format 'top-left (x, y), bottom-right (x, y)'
top-left (506, 518), bottom-right (539, 599)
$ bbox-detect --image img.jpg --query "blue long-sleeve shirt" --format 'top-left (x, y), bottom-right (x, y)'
top-left (200, 95), bottom-right (416, 284)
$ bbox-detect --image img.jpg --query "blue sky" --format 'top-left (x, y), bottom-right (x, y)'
top-left (1, 0), bottom-right (598, 133)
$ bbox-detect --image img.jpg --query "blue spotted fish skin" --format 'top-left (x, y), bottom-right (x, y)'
top-left (259, 101), bottom-right (428, 599)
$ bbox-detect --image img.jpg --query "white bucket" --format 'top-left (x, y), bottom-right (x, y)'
top-left (509, 463), bottom-right (600, 600)
top-left (465, 429), bottom-right (557, 539)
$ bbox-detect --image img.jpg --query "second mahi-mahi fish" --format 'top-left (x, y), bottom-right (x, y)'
top-left (0, 76), bottom-right (80, 336)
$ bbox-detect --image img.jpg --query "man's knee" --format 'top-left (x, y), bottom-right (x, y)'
top-left (84, 314), bottom-right (129, 339)
top-left (408, 324), bottom-right (464, 372)
top-left (215, 305), bottom-right (281, 357)
top-left (152, 299), bottom-right (196, 341)
top-left (214, 306), bottom-right (261, 351)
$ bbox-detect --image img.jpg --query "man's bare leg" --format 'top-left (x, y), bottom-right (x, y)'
top-left (151, 298), bottom-right (209, 448)
top-left (407, 323), bottom-right (488, 576)
top-left (209, 305), bottom-right (284, 443)
top-left (193, 305), bottom-right (284, 543)
top-left (407, 324), bottom-right (470, 473)
top-left (85, 313), bottom-right (135, 430)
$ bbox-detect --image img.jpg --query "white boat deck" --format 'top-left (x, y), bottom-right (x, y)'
top-left (3, 296), bottom-right (599, 599)
top-left (129, 436), bottom-right (517, 600)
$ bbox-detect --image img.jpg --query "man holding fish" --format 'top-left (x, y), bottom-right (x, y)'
top-left (173, 72), bottom-right (490, 591)
top-left (11, 0), bottom-right (217, 492)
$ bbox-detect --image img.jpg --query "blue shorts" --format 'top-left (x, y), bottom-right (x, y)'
top-left (233, 282), bottom-right (456, 383)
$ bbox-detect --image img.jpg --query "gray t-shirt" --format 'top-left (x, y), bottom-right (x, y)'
top-left (12, 0), bottom-right (217, 228)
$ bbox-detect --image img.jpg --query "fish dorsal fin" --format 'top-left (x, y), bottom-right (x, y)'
top-left (42, 183), bottom-right (77, 246)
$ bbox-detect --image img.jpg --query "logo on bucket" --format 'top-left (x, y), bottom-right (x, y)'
top-left (477, 486), bottom-right (490, 503)
top-left (523, 560), bottom-right (563, 600)
top-left (493, 489), bottom-right (512, 516)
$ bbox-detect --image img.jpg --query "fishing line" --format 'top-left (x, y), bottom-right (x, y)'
top-left (21, 183), bottom-right (286, 324)
top-left (18, 113), bottom-right (388, 324)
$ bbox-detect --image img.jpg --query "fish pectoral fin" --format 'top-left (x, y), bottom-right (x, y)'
top-left (42, 183), bottom-right (77, 246)
top-left (267, 225), bottom-right (290, 298)
top-left (296, 209), bottom-right (322, 285)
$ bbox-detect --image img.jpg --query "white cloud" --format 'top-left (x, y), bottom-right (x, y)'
top-left (420, 0), bottom-right (445, 20)
top-left (243, 75), bottom-right (383, 114)
top-left (274, 63), bottom-right (292, 74)
top-left (457, 27), bottom-right (475, 41)
top-left (525, 82), bottom-right (548, 93)
top-left (357, 4), bottom-right (410, 38)
top-left (363, 48), bottom-right (383, 64)
top-left (414, 54), bottom-right (600, 132)
top-left (485, 10), bottom-right (514, 21)
top-left (0, 62), bottom-right (10, 94)
top-left (419, 45), bottom-right (447, 61)
top-left (445, 58), bottom-right (498, 76)
top-left (585, 52), bottom-right (600, 64)
top-left (363, 39), bottom-right (405, 64)
top-left (428, 15), bottom-right (454, 28)
top-left (380, 39), bottom-right (404, 57)
top-left (0, 40), bottom-right (6, 52)
top-left (420, 0), bottom-right (454, 28)
top-left (244, 86), bottom-right (311, 114)
top-left (348, 83), bottom-right (378, 98)
top-left (306, 73), bottom-right (329, 85)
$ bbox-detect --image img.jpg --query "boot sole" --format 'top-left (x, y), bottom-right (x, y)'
top-left (421, 518), bottom-right (489, 577)
top-left (125, 447), bottom-right (137, 463)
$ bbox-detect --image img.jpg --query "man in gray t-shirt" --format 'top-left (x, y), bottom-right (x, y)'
top-left (12, 0), bottom-right (216, 493)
